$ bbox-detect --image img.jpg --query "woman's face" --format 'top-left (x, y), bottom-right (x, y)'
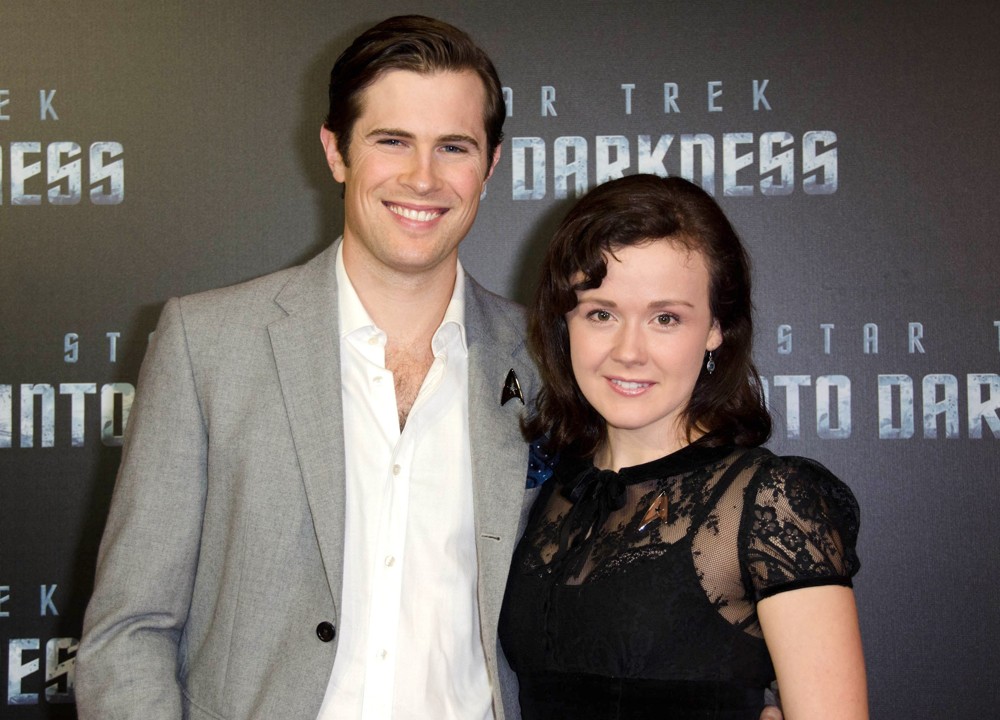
top-left (566, 239), bottom-right (722, 461)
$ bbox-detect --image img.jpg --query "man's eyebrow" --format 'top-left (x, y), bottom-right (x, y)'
top-left (366, 127), bottom-right (415, 140)
top-left (366, 128), bottom-right (481, 150)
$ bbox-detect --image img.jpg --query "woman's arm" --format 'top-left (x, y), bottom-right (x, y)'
top-left (757, 584), bottom-right (868, 720)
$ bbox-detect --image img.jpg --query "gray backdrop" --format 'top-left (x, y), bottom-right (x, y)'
top-left (1, 1), bottom-right (998, 717)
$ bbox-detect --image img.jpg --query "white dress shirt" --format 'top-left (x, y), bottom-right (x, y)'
top-left (316, 245), bottom-right (493, 720)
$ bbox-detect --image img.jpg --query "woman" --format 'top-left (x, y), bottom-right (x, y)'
top-left (499, 175), bottom-right (867, 719)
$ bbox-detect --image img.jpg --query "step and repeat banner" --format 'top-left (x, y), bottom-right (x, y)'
top-left (1, 2), bottom-right (997, 717)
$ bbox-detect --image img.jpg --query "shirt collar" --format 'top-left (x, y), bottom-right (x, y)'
top-left (335, 241), bottom-right (468, 354)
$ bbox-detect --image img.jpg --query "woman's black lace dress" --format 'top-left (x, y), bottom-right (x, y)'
top-left (499, 440), bottom-right (860, 719)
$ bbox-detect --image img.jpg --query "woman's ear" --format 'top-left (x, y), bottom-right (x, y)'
top-left (707, 319), bottom-right (723, 352)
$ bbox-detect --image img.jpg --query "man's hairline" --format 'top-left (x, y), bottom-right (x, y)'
top-left (331, 67), bottom-right (499, 172)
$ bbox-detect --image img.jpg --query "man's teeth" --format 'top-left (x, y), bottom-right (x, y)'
top-left (389, 204), bottom-right (441, 222)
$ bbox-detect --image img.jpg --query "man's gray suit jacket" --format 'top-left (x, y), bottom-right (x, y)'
top-left (77, 243), bottom-right (539, 720)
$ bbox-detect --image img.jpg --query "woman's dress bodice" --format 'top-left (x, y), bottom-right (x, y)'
top-left (499, 441), bottom-right (860, 719)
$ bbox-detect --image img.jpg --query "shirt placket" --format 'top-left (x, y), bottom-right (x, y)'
top-left (360, 347), bottom-right (450, 719)
top-left (356, 329), bottom-right (405, 719)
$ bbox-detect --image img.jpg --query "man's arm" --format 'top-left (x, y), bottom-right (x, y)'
top-left (76, 298), bottom-right (209, 719)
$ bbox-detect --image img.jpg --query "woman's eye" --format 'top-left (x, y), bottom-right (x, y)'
top-left (588, 309), bottom-right (611, 322)
top-left (655, 313), bottom-right (678, 326)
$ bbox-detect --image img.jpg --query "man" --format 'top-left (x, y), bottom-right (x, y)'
top-left (77, 16), bottom-right (535, 720)
top-left (77, 15), bottom-right (784, 720)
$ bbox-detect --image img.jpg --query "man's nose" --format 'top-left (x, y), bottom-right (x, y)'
top-left (400, 150), bottom-right (440, 194)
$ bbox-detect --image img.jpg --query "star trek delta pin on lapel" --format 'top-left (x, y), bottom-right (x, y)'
top-left (501, 368), bottom-right (524, 406)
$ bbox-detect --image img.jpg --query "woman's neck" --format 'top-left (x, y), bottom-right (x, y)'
top-left (596, 425), bottom-right (707, 472)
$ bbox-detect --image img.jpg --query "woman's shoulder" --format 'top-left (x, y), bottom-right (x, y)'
top-left (750, 451), bottom-right (860, 524)
top-left (738, 450), bottom-right (862, 598)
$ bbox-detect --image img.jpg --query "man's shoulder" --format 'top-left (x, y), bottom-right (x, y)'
top-left (180, 266), bottom-right (295, 311)
top-left (464, 272), bottom-right (526, 335)
top-left (175, 246), bottom-right (336, 327)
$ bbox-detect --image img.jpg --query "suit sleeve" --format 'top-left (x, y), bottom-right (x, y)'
top-left (76, 297), bottom-right (209, 719)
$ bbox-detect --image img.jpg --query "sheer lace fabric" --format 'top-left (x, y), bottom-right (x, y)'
top-left (499, 441), bottom-right (860, 719)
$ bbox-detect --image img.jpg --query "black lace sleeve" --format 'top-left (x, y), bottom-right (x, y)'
top-left (741, 455), bottom-right (861, 601)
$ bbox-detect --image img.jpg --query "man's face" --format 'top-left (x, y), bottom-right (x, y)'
top-left (322, 69), bottom-right (500, 283)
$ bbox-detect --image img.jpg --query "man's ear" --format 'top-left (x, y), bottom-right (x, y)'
top-left (320, 126), bottom-right (347, 183)
top-left (485, 143), bottom-right (502, 182)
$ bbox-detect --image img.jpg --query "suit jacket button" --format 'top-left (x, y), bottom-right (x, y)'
top-left (316, 621), bottom-right (336, 642)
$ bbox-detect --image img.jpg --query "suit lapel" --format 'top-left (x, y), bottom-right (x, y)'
top-left (464, 278), bottom-right (533, 630)
top-left (265, 261), bottom-right (530, 655)
top-left (268, 245), bottom-right (346, 605)
top-left (468, 349), bottom-right (529, 543)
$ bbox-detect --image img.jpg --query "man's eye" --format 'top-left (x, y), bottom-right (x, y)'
top-left (442, 144), bottom-right (468, 153)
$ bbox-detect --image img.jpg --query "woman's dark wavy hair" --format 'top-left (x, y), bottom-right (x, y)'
top-left (324, 15), bottom-right (504, 175)
top-left (525, 174), bottom-right (771, 457)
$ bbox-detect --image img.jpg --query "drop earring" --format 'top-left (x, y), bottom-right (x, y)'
top-left (480, 183), bottom-right (488, 200)
top-left (705, 351), bottom-right (716, 374)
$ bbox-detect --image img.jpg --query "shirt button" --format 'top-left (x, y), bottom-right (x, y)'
top-left (316, 621), bottom-right (336, 643)
top-left (373, 375), bottom-right (383, 384)
top-left (378, 649), bottom-right (388, 660)
top-left (384, 555), bottom-right (395, 567)
top-left (368, 336), bottom-right (379, 346)
top-left (392, 464), bottom-right (401, 476)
